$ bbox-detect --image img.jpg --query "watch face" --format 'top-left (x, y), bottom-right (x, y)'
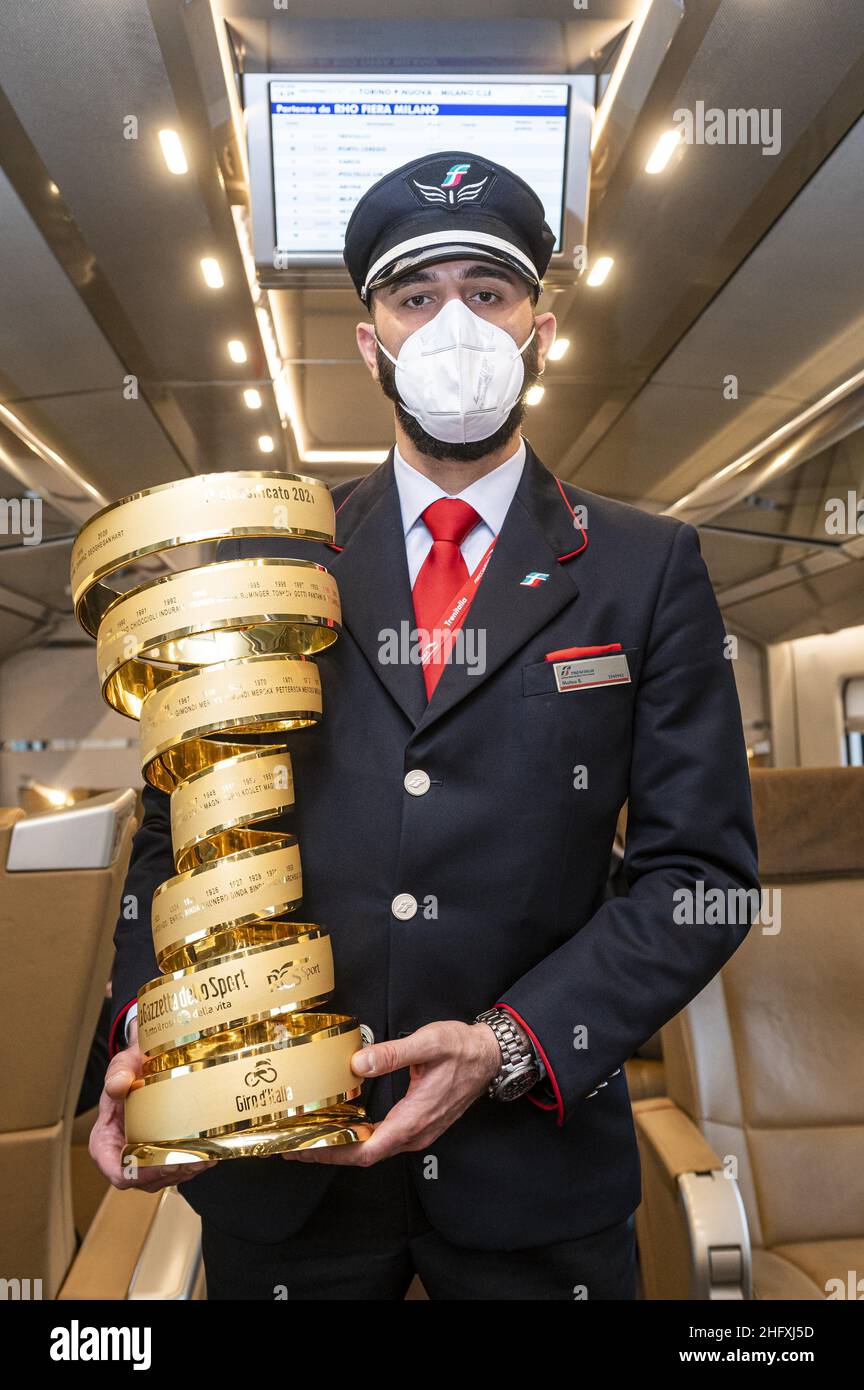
top-left (499, 1065), bottom-right (540, 1102)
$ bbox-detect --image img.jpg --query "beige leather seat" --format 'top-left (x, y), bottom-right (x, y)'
top-left (625, 1031), bottom-right (665, 1101)
top-left (634, 766), bottom-right (864, 1300)
top-left (0, 788), bottom-right (203, 1300)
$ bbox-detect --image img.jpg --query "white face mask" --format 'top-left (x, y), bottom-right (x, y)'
top-left (375, 297), bottom-right (536, 444)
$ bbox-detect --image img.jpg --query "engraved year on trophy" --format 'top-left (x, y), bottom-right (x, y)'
top-left (71, 471), bottom-right (373, 1164)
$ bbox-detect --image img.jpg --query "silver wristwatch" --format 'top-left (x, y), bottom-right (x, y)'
top-left (475, 1007), bottom-right (541, 1102)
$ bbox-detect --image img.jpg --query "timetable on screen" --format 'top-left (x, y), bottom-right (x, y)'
top-left (268, 79), bottom-right (570, 256)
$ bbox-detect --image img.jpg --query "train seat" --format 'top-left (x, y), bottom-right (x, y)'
top-left (0, 789), bottom-right (141, 1299)
top-left (634, 766), bottom-right (864, 1299)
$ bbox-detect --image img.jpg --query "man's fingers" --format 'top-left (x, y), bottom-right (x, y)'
top-left (149, 1161), bottom-right (218, 1186)
top-left (104, 1069), bottom-right (137, 1101)
top-left (104, 1047), bottom-right (142, 1101)
top-left (282, 1108), bottom-right (422, 1165)
top-left (352, 1023), bottom-right (448, 1078)
top-left (175, 1164), bottom-right (219, 1182)
top-left (112, 1160), bottom-right (218, 1191)
top-left (88, 1097), bottom-right (130, 1183)
top-left (91, 1048), bottom-right (220, 1191)
top-left (345, 1109), bottom-right (420, 1162)
top-left (281, 1125), bottom-right (381, 1164)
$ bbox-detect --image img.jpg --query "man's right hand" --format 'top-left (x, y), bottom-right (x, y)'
top-left (89, 1019), bottom-right (217, 1192)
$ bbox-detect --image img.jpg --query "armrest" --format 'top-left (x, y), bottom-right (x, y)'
top-left (128, 1187), bottom-right (203, 1300)
top-left (633, 1096), bottom-right (752, 1300)
top-left (58, 1184), bottom-right (203, 1301)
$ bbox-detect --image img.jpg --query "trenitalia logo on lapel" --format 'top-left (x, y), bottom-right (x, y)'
top-left (520, 571), bottom-right (550, 587)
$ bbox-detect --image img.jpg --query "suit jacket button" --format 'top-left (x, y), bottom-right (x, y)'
top-left (391, 893), bottom-right (418, 920)
top-left (404, 769), bottom-right (431, 796)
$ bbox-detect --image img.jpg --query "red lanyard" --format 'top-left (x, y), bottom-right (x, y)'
top-left (419, 536), bottom-right (498, 668)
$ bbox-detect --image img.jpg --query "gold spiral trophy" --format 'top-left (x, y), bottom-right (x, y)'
top-left (71, 472), bottom-right (372, 1165)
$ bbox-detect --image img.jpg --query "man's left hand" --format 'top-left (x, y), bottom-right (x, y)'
top-left (281, 1021), bottom-right (501, 1165)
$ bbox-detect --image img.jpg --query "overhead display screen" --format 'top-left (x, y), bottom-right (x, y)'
top-left (269, 79), bottom-right (570, 256)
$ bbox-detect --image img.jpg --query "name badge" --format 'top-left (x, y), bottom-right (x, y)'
top-left (553, 652), bottom-right (631, 693)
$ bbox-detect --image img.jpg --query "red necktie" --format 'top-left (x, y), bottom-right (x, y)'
top-left (412, 498), bottom-right (482, 698)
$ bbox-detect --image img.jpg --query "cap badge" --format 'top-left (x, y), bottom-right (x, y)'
top-left (412, 162), bottom-right (490, 206)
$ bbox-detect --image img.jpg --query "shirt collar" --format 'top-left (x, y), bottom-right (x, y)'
top-left (393, 436), bottom-right (527, 538)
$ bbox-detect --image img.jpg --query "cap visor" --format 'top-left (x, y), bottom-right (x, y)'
top-left (366, 244), bottom-right (538, 298)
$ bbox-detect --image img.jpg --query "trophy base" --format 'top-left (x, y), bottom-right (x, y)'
top-left (122, 1105), bottom-right (373, 1166)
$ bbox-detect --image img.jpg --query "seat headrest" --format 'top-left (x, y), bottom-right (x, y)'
top-left (751, 766), bottom-right (864, 878)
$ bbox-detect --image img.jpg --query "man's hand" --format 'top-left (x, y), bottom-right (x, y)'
top-left (89, 1019), bottom-right (217, 1192)
top-left (282, 1020), bottom-right (501, 1166)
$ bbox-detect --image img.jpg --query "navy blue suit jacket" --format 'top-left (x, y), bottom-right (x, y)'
top-left (110, 440), bottom-right (759, 1249)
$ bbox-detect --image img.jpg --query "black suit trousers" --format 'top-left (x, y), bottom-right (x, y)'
top-left (200, 1156), bottom-right (637, 1301)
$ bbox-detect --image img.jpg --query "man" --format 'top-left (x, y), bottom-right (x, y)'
top-left (91, 151), bottom-right (759, 1300)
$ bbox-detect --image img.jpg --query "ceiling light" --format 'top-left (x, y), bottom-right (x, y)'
top-left (258, 435), bottom-right (275, 453)
top-left (586, 257), bottom-right (614, 287)
top-left (158, 129), bottom-right (188, 176)
top-left (243, 388), bottom-right (263, 410)
top-left (200, 257), bottom-right (224, 289)
top-left (254, 303), bottom-right (295, 428)
top-left (231, 204), bottom-right (261, 301)
top-left (547, 339), bottom-right (570, 361)
top-left (645, 128), bottom-right (682, 174)
top-left (227, 340), bottom-right (247, 364)
top-left (525, 385), bottom-right (545, 406)
top-left (763, 447), bottom-right (797, 477)
top-left (591, 0), bottom-right (654, 153)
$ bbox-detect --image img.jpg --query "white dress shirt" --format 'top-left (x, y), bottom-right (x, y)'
top-left (124, 436), bottom-right (529, 1049)
top-left (394, 436), bottom-right (526, 586)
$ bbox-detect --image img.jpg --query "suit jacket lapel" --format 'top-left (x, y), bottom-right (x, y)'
top-left (326, 439), bottom-right (585, 733)
top-left (326, 448), bottom-right (428, 727)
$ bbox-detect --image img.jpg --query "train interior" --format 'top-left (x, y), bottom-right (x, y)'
top-left (0, 0), bottom-right (862, 1303)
